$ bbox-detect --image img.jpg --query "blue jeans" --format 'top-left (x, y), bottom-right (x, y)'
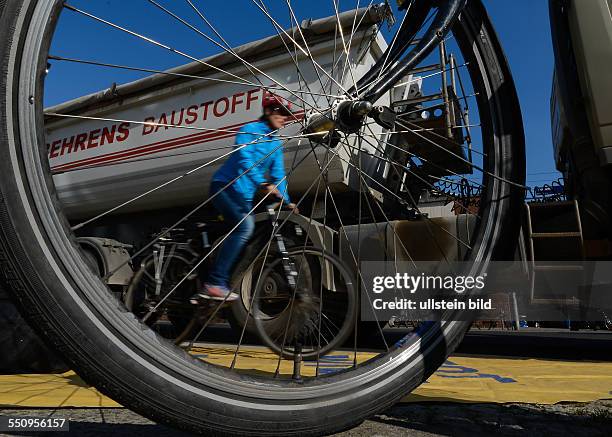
top-left (207, 181), bottom-right (255, 288)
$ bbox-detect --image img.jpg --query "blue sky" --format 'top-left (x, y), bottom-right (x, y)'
top-left (46, 0), bottom-right (560, 187)
top-left (483, 0), bottom-right (560, 185)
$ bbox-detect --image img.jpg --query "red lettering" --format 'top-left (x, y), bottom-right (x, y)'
top-left (142, 117), bottom-right (155, 135)
top-left (231, 92), bottom-right (245, 114)
top-left (200, 101), bottom-right (213, 120)
top-left (60, 136), bottom-right (74, 156)
top-left (213, 97), bottom-right (229, 117)
top-left (170, 108), bottom-right (184, 126)
top-left (155, 114), bottom-right (168, 133)
top-left (49, 140), bottom-right (61, 159)
top-left (185, 105), bottom-right (198, 124)
top-left (74, 133), bottom-right (88, 152)
top-left (100, 125), bottom-right (116, 146)
top-left (185, 105), bottom-right (199, 125)
top-left (116, 123), bottom-right (130, 142)
top-left (246, 89), bottom-right (260, 110)
top-left (87, 129), bottom-right (101, 149)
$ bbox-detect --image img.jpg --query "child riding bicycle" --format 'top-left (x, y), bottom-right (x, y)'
top-left (190, 95), bottom-right (299, 303)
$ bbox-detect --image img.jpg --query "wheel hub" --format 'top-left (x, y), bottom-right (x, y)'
top-left (304, 100), bottom-right (375, 145)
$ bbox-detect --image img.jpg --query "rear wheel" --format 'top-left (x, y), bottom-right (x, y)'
top-left (0, 1), bottom-right (524, 435)
top-left (247, 247), bottom-right (356, 360)
top-left (124, 252), bottom-right (196, 338)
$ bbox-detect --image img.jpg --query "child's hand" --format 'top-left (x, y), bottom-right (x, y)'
top-left (260, 183), bottom-right (281, 198)
top-left (287, 203), bottom-right (300, 214)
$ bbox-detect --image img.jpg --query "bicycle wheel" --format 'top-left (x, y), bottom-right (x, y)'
top-left (124, 251), bottom-right (196, 338)
top-left (0, 1), bottom-right (525, 435)
top-left (245, 247), bottom-right (356, 360)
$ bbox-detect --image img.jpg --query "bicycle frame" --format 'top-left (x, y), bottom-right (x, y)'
top-left (360, 0), bottom-right (468, 103)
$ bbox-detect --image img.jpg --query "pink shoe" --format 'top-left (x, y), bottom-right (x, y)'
top-left (190, 284), bottom-right (239, 304)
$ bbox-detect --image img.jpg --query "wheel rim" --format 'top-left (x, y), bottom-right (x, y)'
top-left (8, 0), bottom-right (524, 405)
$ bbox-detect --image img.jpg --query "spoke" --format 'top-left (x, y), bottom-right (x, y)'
top-left (101, 131), bottom-right (299, 281)
top-left (356, 127), bottom-right (481, 239)
top-left (249, 0), bottom-right (351, 98)
top-left (361, 125), bottom-right (483, 218)
top-left (142, 147), bottom-right (315, 322)
top-left (282, 0), bottom-right (332, 107)
top-left (315, 261), bottom-right (324, 376)
top-left (190, 0), bottom-right (338, 109)
top-left (189, 0), bottom-right (328, 104)
top-left (305, 139), bottom-right (390, 351)
top-left (362, 123), bottom-right (486, 189)
top-left (354, 131), bottom-right (364, 366)
top-left (342, 133), bottom-right (414, 327)
top-left (353, 130), bottom-right (476, 270)
top-left (62, 3), bottom-right (263, 90)
top-left (312, 0), bottom-right (377, 105)
top-left (45, 112), bottom-right (305, 138)
top-left (47, 55), bottom-right (340, 99)
top-left (322, 135), bottom-right (472, 252)
top-left (325, 8), bottom-right (341, 109)
top-left (321, 312), bottom-right (341, 334)
top-left (395, 119), bottom-right (527, 189)
top-left (187, 144), bottom-right (340, 354)
top-left (315, 147), bottom-right (332, 376)
top-left (149, 0), bottom-right (319, 118)
top-left (341, 130), bottom-right (410, 358)
top-left (270, 1), bottom-right (332, 109)
top-left (355, 128), bottom-right (485, 216)
top-left (345, 138), bottom-right (457, 271)
top-left (374, 1), bottom-right (411, 83)
top-left (332, 0), bottom-right (360, 94)
top-left (69, 120), bottom-right (302, 231)
top-left (341, 1), bottom-right (378, 91)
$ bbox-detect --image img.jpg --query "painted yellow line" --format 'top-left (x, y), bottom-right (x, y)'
top-left (403, 356), bottom-right (612, 404)
top-left (0, 350), bottom-right (611, 408)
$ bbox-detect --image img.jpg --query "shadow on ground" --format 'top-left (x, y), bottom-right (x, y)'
top-left (336, 400), bottom-right (612, 436)
top-left (2, 401), bottom-right (611, 436)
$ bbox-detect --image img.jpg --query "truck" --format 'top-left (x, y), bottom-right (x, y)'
top-left (550, 0), bottom-right (612, 252)
top-left (44, 5), bottom-right (471, 290)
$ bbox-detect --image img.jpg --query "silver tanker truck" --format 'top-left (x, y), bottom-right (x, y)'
top-left (44, 8), bottom-right (467, 290)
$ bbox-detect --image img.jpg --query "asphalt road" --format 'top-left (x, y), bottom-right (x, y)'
top-left (1, 328), bottom-right (610, 436)
top-left (1, 400), bottom-right (611, 436)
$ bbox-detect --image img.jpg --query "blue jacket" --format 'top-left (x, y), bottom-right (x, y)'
top-left (212, 120), bottom-right (290, 204)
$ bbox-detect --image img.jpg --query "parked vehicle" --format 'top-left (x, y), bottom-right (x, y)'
top-left (550, 0), bottom-right (612, 247)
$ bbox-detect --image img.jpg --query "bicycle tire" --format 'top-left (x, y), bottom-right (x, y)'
top-left (0, 1), bottom-right (524, 435)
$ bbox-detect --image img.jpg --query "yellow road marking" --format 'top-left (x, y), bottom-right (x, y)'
top-left (0, 349), bottom-right (611, 407)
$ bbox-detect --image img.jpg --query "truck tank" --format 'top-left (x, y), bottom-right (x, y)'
top-left (44, 8), bottom-right (390, 220)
